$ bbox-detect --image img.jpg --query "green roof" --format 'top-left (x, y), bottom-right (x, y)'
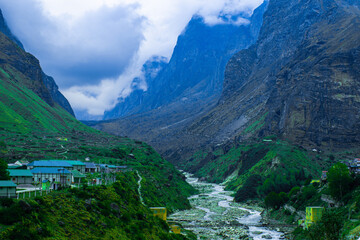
top-left (8, 169), bottom-right (33, 177)
top-left (65, 160), bottom-right (85, 166)
top-left (0, 181), bottom-right (17, 187)
top-left (7, 165), bottom-right (21, 169)
top-left (70, 170), bottom-right (85, 178)
top-left (46, 160), bottom-right (86, 166)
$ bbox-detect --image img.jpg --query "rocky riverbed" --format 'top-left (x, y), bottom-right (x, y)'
top-left (168, 174), bottom-right (285, 239)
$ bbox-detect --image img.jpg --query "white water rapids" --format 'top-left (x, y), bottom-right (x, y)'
top-left (168, 174), bottom-right (285, 239)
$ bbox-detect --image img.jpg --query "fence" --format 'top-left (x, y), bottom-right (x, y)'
top-left (16, 189), bottom-right (52, 199)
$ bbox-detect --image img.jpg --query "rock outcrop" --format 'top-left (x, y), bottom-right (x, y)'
top-left (187, 0), bottom-right (360, 152)
top-left (0, 8), bottom-right (74, 116)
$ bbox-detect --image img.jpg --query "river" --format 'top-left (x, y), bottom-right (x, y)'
top-left (168, 174), bottom-right (285, 239)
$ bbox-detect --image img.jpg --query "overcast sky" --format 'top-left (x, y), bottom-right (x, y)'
top-left (0, 0), bottom-right (263, 117)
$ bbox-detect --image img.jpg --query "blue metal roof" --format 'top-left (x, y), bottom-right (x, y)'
top-left (85, 162), bottom-right (96, 168)
top-left (31, 168), bottom-right (71, 174)
top-left (28, 160), bottom-right (72, 167)
top-left (0, 181), bottom-right (17, 187)
top-left (8, 169), bottom-right (33, 177)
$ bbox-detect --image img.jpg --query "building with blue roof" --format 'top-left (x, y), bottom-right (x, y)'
top-left (27, 160), bottom-right (73, 170)
top-left (85, 162), bottom-right (97, 173)
top-left (31, 168), bottom-right (72, 189)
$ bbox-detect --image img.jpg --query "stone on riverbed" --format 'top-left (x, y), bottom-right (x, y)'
top-left (262, 234), bottom-right (272, 239)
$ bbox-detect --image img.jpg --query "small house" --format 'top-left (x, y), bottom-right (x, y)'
top-left (70, 170), bottom-right (85, 185)
top-left (14, 160), bottom-right (29, 166)
top-left (349, 158), bottom-right (360, 174)
top-left (8, 169), bottom-right (33, 184)
top-left (305, 206), bottom-right (324, 229)
top-left (85, 162), bottom-right (97, 173)
top-left (321, 171), bottom-right (328, 181)
top-left (150, 207), bottom-right (167, 221)
top-left (64, 160), bottom-right (86, 174)
top-left (0, 181), bottom-right (17, 198)
top-left (170, 224), bottom-right (181, 234)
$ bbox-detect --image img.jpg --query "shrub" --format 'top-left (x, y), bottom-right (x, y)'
top-left (328, 163), bottom-right (352, 201)
top-left (234, 174), bottom-right (262, 202)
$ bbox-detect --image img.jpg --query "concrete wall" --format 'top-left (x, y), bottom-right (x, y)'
top-left (33, 173), bottom-right (72, 185)
top-left (10, 176), bottom-right (33, 185)
top-left (0, 187), bottom-right (16, 198)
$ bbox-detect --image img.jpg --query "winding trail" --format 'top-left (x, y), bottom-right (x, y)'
top-left (169, 173), bottom-right (284, 239)
top-left (57, 145), bottom-right (68, 159)
top-left (136, 170), bottom-right (145, 206)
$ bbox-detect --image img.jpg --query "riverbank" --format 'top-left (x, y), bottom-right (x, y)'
top-left (169, 173), bottom-right (286, 239)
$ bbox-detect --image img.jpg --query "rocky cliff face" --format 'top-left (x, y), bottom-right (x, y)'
top-left (103, 2), bottom-right (268, 120)
top-left (0, 8), bottom-right (74, 116)
top-left (91, 0), bottom-right (360, 163)
top-left (188, 0), bottom-right (360, 151)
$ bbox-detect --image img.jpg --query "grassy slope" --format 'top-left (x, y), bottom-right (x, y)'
top-left (181, 138), bottom-right (360, 239)
top-left (181, 139), bottom-right (330, 190)
top-left (0, 55), bottom-right (196, 212)
top-left (0, 172), bottom-right (195, 240)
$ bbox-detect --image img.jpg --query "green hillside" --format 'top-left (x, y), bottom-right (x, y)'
top-left (0, 25), bottom-right (196, 239)
top-left (0, 58), bottom-right (195, 212)
top-left (0, 172), bottom-right (195, 240)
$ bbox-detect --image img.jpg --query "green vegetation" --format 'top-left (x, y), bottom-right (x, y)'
top-left (0, 172), bottom-right (194, 240)
top-left (0, 45), bottom-right (196, 238)
top-left (263, 162), bottom-right (360, 239)
top-left (0, 158), bottom-right (9, 180)
top-left (182, 140), bottom-right (325, 192)
top-left (327, 163), bottom-right (352, 201)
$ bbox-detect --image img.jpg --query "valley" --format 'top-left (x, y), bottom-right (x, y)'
top-left (169, 173), bottom-right (285, 240)
top-left (1, 0), bottom-right (360, 239)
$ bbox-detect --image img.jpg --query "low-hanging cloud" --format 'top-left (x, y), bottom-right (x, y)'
top-left (0, 0), bottom-right (263, 117)
top-left (0, 0), bottom-right (143, 88)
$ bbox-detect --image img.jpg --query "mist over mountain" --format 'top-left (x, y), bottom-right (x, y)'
top-left (103, 1), bottom-right (268, 120)
top-left (90, 0), bottom-right (360, 163)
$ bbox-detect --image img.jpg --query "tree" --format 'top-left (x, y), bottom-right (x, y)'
top-left (234, 174), bottom-right (262, 202)
top-left (265, 192), bottom-right (282, 209)
top-left (0, 158), bottom-right (10, 180)
top-left (327, 163), bottom-right (352, 201)
top-left (306, 209), bottom-right (344, 240)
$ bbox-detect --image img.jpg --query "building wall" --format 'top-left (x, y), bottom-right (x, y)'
top-left (0, 187), bottom-right (16, 198)
top-left (33, 173), bottom-right (72, 185)
top-left (11, 176), bottom-right (33, 184)
top-left (73, 165), bottom-right (86, 174)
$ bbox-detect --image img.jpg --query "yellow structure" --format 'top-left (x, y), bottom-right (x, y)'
top-left (150, 207), bottom-right (167, 221)
top-left (170, 224), bottom-right (181, 234)
top-left (310, 180), bottom-right (320, 184)
top-left (305, 206), bottom-right (324, 229)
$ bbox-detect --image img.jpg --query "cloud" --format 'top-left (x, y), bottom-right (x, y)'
top-left (0, 0), bottom-right (264, 118)
top-left (0, 0), bottom-right (144, 88)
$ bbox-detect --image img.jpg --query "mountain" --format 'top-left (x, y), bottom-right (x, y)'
top-left (0, 8), bottom-right (194, 218)
top-left (187, 0), bottom-right (360, 151)
top-left (103, 2), bottom-right (268, 121)
top-left (90, 0), bottom-right (360, 164)
top-left (103, 56), bottom-right (168, 119)
top-left (88, 2), bottom-right (269, 157)
top-left (0, 9), bottom-right (74, 116)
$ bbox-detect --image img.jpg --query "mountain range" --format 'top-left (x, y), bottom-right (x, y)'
top-left (89, 0), bottom-right (360, 163)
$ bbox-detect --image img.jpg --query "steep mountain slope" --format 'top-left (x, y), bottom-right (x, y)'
top-left (186, 0), bottom-right (360, 155)
top-left (89, 2), bottom-right (268, 155)
top-left (0, 9), bottom-right (74, 116)
top-left (0, 10), bottom-right (195, 216)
